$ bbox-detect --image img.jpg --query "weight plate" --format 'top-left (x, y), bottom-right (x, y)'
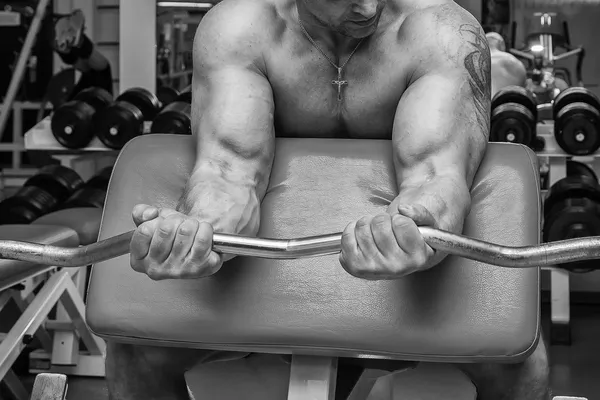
top-left (543, 196), bottom-right (600, 271)
top-left (490, 103), bottom-right (535, 145)
top-left (553, 86), bottom-right (600, 120)
top-left (554, 102), bottom-right (600, 155)
top-left (51, 101), bottom-right (96, 149)
top-left (150, 101), bottom-right (192, 135)
top-left (73, 87), bottom-right (114, 111)
top-left (0, 206), bottom-right (39, 225)
top-left (25, 165), bottom-right (84, 203)
top-left (491, 85), bottom-right (538, 119)
top-left (94, 101), bottom-right (145, 149)
top-left (86, 167), bottom-right (113, 190)
top-left (61, 187), bottom-right (107, 209)
top-left (116, 87), bottom-right (162, 120)
top-left (544, 174), bottom-right (600, 220)
top-left (566, 160), bottom-right (598, 182)
top-left (157, 86), bottom-right (180, 107)
top-left (0, 186), bottom-right (58, 224)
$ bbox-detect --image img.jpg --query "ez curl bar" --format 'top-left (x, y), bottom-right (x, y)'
top-left (1, 227), bottom-right (600, 268)
top-left (9, 229), bottom-right (596, 400)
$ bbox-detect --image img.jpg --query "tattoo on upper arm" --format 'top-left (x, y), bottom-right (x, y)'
top-left (459, 24), bottom-right (491, 138)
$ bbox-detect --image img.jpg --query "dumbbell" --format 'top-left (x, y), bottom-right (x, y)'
top-left (553, 87), bottom-right (600, 155)
top-left (60, 166), bottom-right (112, 210)
top-left (51, 87), bottom-right (114, 149)
top-left (157, 85), bottom-right (181, 106)
top-left (150, 86), bottom-right (192, 135)
top-left (543, 160), bottom-right (600, 272)
top-left (0, 165), bottom-right (84, 224)
top-left (490, 86), bottom-right (544, 150)
top-left (93, 88), bottom-right (163, 150)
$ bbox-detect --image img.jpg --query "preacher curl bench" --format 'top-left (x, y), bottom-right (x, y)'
top-left (0, 135), bottom-right (591, 399)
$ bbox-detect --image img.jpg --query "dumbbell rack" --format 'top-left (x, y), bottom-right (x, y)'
top-left (535, 121), bottom-right (600, 345)
top-left (21, 117), bottom-right (116, 378)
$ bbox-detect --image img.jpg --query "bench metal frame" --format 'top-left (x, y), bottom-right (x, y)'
top-left (0, 267), bottom-right (104, 400)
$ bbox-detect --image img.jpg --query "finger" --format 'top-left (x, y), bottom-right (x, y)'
top-left (148, 217), bottom-right (184, 263)
top-left (391, 214), bottom-right (425, 255)
top-left (187, 222), bottom-right (216, 266)
top-left (184, 251), bottom-right (222, 279)
top-left (132, 204), bottom-right (159, 226)
top-left (130, 219), bottom-right (157, 263)
top-left (396, 204), bottom-right (437, 227)
top-left (354, 216), bottom-right (380, 259)
top-left (339, 220), bottom-right (360, 271)
top-left (169, 218), bottom-right (200, 262)
top-left (369, 214), bottom-right (399, 257)
top-left (158, 208), bottom-right (182, 219)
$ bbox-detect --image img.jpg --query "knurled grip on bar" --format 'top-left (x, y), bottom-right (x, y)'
top-left (1, 227), bottom-right (600, 268)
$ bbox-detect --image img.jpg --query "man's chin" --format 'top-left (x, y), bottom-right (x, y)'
top-left (340, 24), bottom-right (378, 39)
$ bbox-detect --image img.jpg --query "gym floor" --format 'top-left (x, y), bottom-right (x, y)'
top-left (16, 303), bottom-right (600, 399)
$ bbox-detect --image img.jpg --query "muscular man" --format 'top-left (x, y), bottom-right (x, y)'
top-left (486, 32), bottom-right (528, 96)
top-left (107, 0), bottom-right (550, 399)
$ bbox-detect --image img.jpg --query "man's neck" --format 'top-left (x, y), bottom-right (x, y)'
top-left (295, 1), bottom-right (363, 59)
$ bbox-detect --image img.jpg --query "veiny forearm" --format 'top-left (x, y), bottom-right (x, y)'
top-left (176, 164), bottom-right (267, 236)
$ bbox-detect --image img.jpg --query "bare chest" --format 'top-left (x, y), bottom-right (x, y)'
top-left (266, 37), bottom-right (411, 139)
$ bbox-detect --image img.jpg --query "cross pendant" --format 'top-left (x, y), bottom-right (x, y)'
top-left (331, 67), bottom-right (348, 102)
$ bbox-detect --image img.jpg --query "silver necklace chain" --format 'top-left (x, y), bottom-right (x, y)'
top-left (298, 18), bottom-right (364, 101)
top-left (298, 19), bottom-right (364, 71)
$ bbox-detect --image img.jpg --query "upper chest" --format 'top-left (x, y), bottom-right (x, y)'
top-left (265, 32), bottom-right (415, 138)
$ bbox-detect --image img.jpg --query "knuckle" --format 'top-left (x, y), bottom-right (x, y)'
top-left (392, 214), bottom-right (411, 227)
top-left (158, 221), bottom-right (176, 237)
top-left (178, 219), bottom-right (198, 236)
top-left (158, 208), bottom-right (172, 218)
top-left (342, 222), bottom-right (356, 239)
top-left (194, 229), bottom-right (213, 247)
top-left (371, 213), bottom-right (390, 227)
top-left (356, 216), bottom-right (371, 227)
top-left (138, 222), bottom-right (155, 237)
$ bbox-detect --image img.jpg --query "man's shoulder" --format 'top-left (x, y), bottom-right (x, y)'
top-left (396, 1), bottom-right (488, 72)
top-left (398, 1), bottom-right (482, 44)
top-left (194, 0), bottom-right (283, 67)
top-left (198, 0), bottom-right (281, 42)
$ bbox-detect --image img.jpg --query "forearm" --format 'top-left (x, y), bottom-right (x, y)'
top-left (176, 163), bottom-right (266, 236)
top-left (388, 174), bottom-right (472, 233)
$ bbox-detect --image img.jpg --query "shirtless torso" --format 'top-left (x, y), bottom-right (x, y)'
top-left (193, 0), bottom-right (488, 140)
top-left (267, 0), bottom-right (409, 138)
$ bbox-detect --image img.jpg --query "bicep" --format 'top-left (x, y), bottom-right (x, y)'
top-left (193, 67), bottom-right (275, 162)
top-left (393, 15), bottom-right (490, 187)
top-left (392, 72), bottom-right (488, 187)
top-left (190, 10), bottom-right (275, 187)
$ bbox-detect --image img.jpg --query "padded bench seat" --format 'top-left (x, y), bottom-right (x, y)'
top-left (0, 225), bottom-right (79, 292)
top-left (87, 136), bottom-right (540, 360)
top-left (86, 135), bottom-right (540, 399)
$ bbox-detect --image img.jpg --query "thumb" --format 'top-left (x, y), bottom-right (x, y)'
top-left (132, 204), bottom-right (159, 227)
top-left (395, 204), bottom-right (438, 227)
